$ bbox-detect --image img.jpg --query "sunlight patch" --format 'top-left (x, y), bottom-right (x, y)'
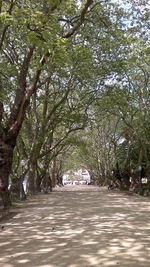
top-left (17, 259), bottom-right (30, 263)
top-left (38, 248), bottom-right (55, 253)
top-left (81, 254), bottom-right (100, 265)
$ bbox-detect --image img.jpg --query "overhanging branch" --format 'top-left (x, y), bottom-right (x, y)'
top-left (39, 126), bottom-right (84, 159)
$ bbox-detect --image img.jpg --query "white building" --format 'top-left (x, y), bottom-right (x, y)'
top-left (63, 168), bottom-right (90, 185)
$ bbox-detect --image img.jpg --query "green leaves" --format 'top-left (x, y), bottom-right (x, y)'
top-left (0, 11), bottom-right (13, 23)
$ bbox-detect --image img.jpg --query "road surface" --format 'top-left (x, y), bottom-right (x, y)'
top-left (0, 185), bottom-right (150, 266)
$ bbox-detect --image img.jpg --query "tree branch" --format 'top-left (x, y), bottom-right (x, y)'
top-left (7, 52), bottom-right (50, 137)
top-left (39, 126), bottom-right (84, 159)
top-left (63, 0), bottom-right (93, 38)
top-left (7, 46), bottom-right (35, 129)
top-left (0, 0), bottom-right (17, 50)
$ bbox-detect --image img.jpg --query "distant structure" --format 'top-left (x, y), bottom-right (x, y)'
top-left (63, 167), bottom-right (91, 185)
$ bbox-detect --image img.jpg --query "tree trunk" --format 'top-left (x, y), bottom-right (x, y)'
top-left (113, 162), bottom-right (122, 189)
top-left (0, 140), bottom-right (14, 207)
top-left (145, 153), bottom-right (150, 196)
top-left (57, 174), bottom-right (63, 185)
top-left (10, 175), bottom-right (26, 201)
top-left (28, 161), bottom-right (37, 194)
top-left (51, 159), bottom-right (57, 187)
top-left (122, 168), bottom-right (131, 190)
top-left (42, 172), bottom-right (52, 193)
top-left (35, 174), bottom-right (43, 192)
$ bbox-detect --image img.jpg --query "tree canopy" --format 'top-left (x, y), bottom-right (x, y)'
top-left (0, 0), bottom-right (149, 207)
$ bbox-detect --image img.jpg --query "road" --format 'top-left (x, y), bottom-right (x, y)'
top-left (0, 185), bottom-right (150, 267)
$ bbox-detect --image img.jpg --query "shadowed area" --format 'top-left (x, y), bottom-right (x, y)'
top-left (0, 185), bottom-right (150, 267)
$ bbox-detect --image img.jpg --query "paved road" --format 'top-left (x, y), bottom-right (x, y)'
top-left (0, 185), bottom-right (150, 267)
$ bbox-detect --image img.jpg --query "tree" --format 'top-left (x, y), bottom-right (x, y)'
top-left (0, 0), bottom-right (94, 207)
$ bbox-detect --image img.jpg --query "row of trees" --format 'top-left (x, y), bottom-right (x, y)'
top-left (0, 0), bottom-right (149, 207)
top-left (62, 1), bottom-right (150, 194)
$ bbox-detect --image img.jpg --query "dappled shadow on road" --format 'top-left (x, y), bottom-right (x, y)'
top-left (0, 186), bottom-right (150, 267)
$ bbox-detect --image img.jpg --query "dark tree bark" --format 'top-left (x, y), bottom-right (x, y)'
top-left (113, 162), bottom-right (122, 189)
top-left (0, 131), bottom-right (14, 207)
top-left (35, 175), bottom-right (43, 192)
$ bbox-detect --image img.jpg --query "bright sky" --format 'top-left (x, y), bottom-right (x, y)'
top-left (114, 0), bottom-right (150, 10)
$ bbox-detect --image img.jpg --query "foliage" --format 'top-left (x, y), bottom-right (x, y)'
top-left (0, 0), bottom-right (150, 204)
